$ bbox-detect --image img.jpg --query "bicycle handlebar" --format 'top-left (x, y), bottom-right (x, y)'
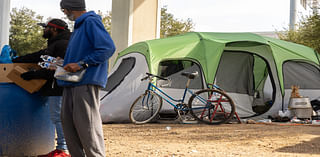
top-left (141, 72), bottom-right (168, 81)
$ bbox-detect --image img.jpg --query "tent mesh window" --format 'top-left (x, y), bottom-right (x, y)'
top-left (158, 60), bottom-right (203, 89)
top-left (215, 51), bottom-right (255, 95)
top-left (101, 57), bottom-right (136, 93)
top-left (215, 51), bottom-right (275, 114)
top-left (283, 61), bottom-right (320, 89)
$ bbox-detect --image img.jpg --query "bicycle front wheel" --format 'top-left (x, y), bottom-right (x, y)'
top-left (129, 91), bottom-right (162, 124)
top-left (188, 89), bottom-right (235, 125)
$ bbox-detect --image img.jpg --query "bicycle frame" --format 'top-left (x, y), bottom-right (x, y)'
top-left (145, 81), bottom-right (208, 112)
top-left (149, 82), bottom-right (189, 111)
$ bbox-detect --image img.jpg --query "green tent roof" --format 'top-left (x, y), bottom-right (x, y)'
top-left (118, 32), bottom-right (320, 94)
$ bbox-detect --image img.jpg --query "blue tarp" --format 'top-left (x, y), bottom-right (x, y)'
top-left (0, 45), bottom-right (16, 63)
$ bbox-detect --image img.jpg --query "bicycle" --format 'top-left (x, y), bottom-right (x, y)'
top-left (129, 72), bottom-right (236, 125)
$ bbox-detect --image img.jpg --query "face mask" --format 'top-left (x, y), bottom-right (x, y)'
top-left (67, 13), bottom-right (75, 21)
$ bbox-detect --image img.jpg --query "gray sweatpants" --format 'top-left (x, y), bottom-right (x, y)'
top-left (61, 85), bottom-right (106, 157)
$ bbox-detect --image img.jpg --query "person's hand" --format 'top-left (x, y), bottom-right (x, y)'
top-left (20, 71), bottom-right (37, 80)
top-left (64, 63), bottom-right (81, 72)
top-left (48, 66), bottom-right (57, 71)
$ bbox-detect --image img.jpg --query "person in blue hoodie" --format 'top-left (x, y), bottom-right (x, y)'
top-left (59, 0), bottom-right (115, 156)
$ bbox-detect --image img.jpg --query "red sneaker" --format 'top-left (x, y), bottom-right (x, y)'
top-left (38, 149), bottom-right (71, 157)
top-left (54, 150), bottom-right (71, 157)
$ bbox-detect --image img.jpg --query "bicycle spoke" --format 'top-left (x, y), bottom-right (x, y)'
top-left (129, 91), bottom-right (162, 124)
top-left (188, 89), bottom-right (235, 125)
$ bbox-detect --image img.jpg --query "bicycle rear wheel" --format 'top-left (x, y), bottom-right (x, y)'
top-left (129, 91), bottom-right (162, 124)
top-left (188, 89), bottom-right (235, 125)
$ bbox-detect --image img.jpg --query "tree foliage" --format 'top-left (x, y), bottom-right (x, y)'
top-left (97, 10), bottom-right (112, 33)
top-left (9, 7), bottom-right (46, 56)
top-left (9, 7), bottom-right (194, 55)
top-left (160, 7), bottom-right (194, 38)
top-left (277, 13), bottom-right (320, 53)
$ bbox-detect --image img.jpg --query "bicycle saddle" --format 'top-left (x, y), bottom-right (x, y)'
top-left (181, 71), bottom-right (199, 79)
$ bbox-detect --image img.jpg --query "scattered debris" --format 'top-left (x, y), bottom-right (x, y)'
top-left (166, 126), bottom-right (172, 131)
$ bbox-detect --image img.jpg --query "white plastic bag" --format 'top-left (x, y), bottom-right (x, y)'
top-left (54, 66), bottom-right (86, 82)
top-left (278, 110), bottom-right (292, 118)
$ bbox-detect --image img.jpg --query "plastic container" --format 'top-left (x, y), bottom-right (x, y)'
top-left (40, 55), bottom-right (56, 63)
top-left (40, 55), bottom-right (64, 65)
top-left (38, 62), bottom-right (52, 69)
top-left (289, 97), bottom-right (312, 108)
top-left (289, 97), bottom-right (313, 119)
top-left (54, 66), bottom-right (86, 82)
top-left (0, 83), bottom-right (55, 156)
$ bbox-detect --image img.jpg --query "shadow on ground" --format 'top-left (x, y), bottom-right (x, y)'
top-left (276, 136), bottom-right (320, 154)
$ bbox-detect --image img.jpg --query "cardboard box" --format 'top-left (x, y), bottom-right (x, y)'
top-left (0, 64), bottom-right (14, 82)
top-left (2, 63), bottom-right (47, 93)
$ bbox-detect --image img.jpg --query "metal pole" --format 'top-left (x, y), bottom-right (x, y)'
top-left (289, 0), bottom-right (297, 31)
top-left (0, 0), bottom-right (11, 54)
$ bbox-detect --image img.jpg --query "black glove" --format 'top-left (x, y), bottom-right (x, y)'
top-left (12, 49), bottom-right (45, 63)
top-left (20, 69), bottom-right (54, 80)
top-left (20, 71), bottom-right (38, 80)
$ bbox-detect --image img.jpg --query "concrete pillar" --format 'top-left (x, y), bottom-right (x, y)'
top-left (289, 0), bottom-right (297, 31)
top-left (0, 0), bottom-right (11, 54)
top-left (110, 0), bottom-right (160, 69)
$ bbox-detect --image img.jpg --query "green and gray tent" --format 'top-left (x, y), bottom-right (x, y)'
top-left (100, 32), bottom-right (320, 123)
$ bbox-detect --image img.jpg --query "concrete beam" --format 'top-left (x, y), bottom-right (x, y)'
top-left (0, 0), bottom-right (10, 53)
top-left (110, 0), bottom-right (159, 68)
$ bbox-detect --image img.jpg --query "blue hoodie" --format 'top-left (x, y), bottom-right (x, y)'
top-left (57, 11), bottom-right (115, 88)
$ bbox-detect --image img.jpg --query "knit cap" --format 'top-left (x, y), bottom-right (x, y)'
top-left (60, 0), bottom-right (86, 11)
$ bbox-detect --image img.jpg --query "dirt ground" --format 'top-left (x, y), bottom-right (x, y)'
top-left (103, 122), bottom-right (320, 157)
